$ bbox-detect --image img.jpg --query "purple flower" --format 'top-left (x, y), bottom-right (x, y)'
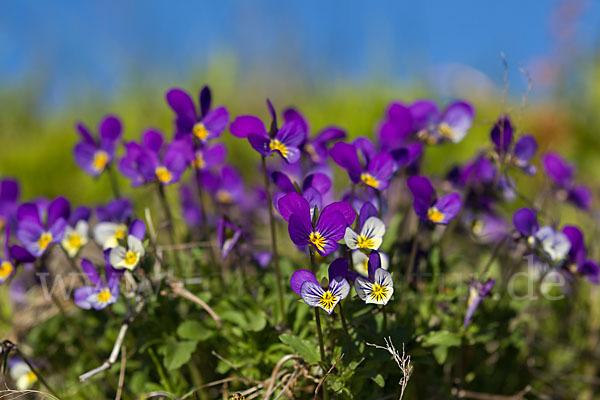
top-left (407, 176), bottom-right (461, 224)
top-left (74, 115), bottom-right (122, 177)
top-left (413, 100), bottom-right (474, 144)
top-left (330, 140), bottom-right (395, 190)
top-left (191, 142), bottom-right (227, 171)
top-left (61, 206), bottom-right (91, 258)
top-left (166, 86), bottom-right (230, 142)
top-left (271, 170), bottom-right (332, 215)
top-left (278, 192), bottom-right (355, 256)
top-left (290, 259), bottom-right (350, 314)
top-left (512, 208), bottom-right (571, 264)
top-left (353, 251), bottom-right (394, 306)
top-left (74, 259), bottom-right (122, 310)
top-left (542, 152), bottom-right (592, 210)
top-left (467, 213), bottom-right (509, 244)
top-left (562, 225), bottom-right (599, 284)
top-left (230, 100), bottom-right (307, 163)
top-left (217, 218), bottom-right (242, 260)
top-left (490, 116), bottom-right (538, 175)
top-left (120, 130), bottom-right (193, 186)
top-left (16, 197), bottom-right (69, 257)
top-left (108, 219), bottom-right (146, 270)
top-left (464, 278), bottom-right (495, 327)
top-left (201, 165), bottom-right (245, 206)
top-left (0, 178), bottom-right (20, 231)
top-left (378, 102), bottom-right (414, 151)
top-left (344, 202), bottom-right (386, 251)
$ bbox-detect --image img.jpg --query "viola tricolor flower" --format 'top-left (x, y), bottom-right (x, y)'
top-left (120, 130), bottom-right (192, 186)
top-left (74, 115), bottom-right (122, 177)
top-left (94, 199), bottom-right (132, 250)
top-left (9, 358), bottom-right (37, 390)
top-left (278, 192), bottom-right (355, 256)
top-left (217, 218), bottom-right (242, 260)
top-left (61, 206), bottom-right (91, 258)
top-left (352, 249), bottom-right (389, 275)
top-left (464, 278), bottom-right (495, 327)
top-left (412, 100), bottom-right (474, 144)
top-left (512, 208), bottom-right (571, 264)
top-left (290, 259), bottom-right (350, 314)
top-left (407, 175), bottom-right (461, 224)
top-left (0, 178), bottom-right (19, 230)
top-left (542, 152), bottom-right (592, 210)
top-left (330, 140), bottom-right (395, 190)
top-left (109, 219), bottom-right (146, 270)
top-left (74, 258), bottom-right (122, 310)
top-left (354, 251), bottom-right (394, 306)
top-left (230, 100), bottom-right (307, 163)
top-left (562, 225), bottom-right (599, 284)
top-left (344, 202), bottom-right (386, 252)
top-left (166, 86), bottom-right (230, 142)
top-left (489, 115), bottom-right (538, 175)
top-left (16, 197), bottom-right (69, 257)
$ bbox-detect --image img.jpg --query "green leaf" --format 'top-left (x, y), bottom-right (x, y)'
top-left (279, 333), bottom-right (321, 364)
top-left (371, 373), bottom-right (385, 387)
top-left (245, 309), bottom-right (267, 332)
top-left (177, 320), bottom-right (213, 341)
top-left (432, 346), bottom-right (448, 364)
top-left (422, 330), bottom-right (461, 348)
top-left (163, 338), bottom-right (198, 370)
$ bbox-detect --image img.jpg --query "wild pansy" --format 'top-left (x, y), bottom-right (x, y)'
top-left (74, 115), bottom-right (122, 177)
top-left (412, 100), bottom-right (475, 144)
top-left (542, 152), bottom-right (592, 210)
top-left (512, 208), bottom-right (571, 264)
top-left (166, 86), bottom-right (230, 142)
top-left (407, 175), bottom-right (461, 225)
top-left (271, 170), bottom-right (332, 215)
top-left (0, 178), bottom-right (20, 230)
top-left (352, 249), bottom-right (389, 275)
top-left (61, 206), bottom-right (91, 258)
top-left (278, 192), bottom-right (355, 256)
top-left (290, 258), bottom-right (350, 314)
top-left (109, 219), bottom-right (146, 270)
top-left (562, 225), bottom-right (599, 284)
top-left (74, 258), bottom-right (122, 310)
top-left (93, 199), bottom-right (132, 250)
top-left (16, 197), bottom-right (69, 257)
top-left (217, 217), bottom-right (242, 260)
top-left (119, 130), bottom-right (192, 186)
top-left (489, 115), bottom-right (538, 175)
top-left (465, 212), bottom-right (509, 244)
top-left (190, 142), bottom-right (227, 171)
top-left (283, 107), bottom-right (346, 164)
top-left (230, 100), bottom-right (307, 164)
top-left (464, 278), bottom-right (495, 327)
top-left (9, 358), bottom-right (37, 390)
top-left (330, 138), bottom-right (395, 191)
top-left (0, 227), bottom-right (35, 284)
top-left (201, 165), bottom-right (245, 206)
top-left (344, 202), bottom-right (386, 252)
top-left (354, 251), bottom-right (394, 306)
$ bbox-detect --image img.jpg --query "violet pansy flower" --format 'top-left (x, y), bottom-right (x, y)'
top-left (278, 192), bottom-right (355, 256)
top-left (464, 278), bottom-right (495, 327)
top-left (16, 197), bottom-right (69, 257)
top-left (74, 115), bottom-right (122, 177)
top-left (562, 225), bottom-right (599, 284)
top-left (230, 100), bottom-right (307, 164)
top-left (490, 115), bottom-right (538, 175)
top-left (108, 219), bottom-right (146, 271)
top-left (74, 258), bottom-right (122, 310)
top-left (217, 218), bottom-right (242, 260)
top-left (290, 258), bottom-right (350, 314)
top-left (166, 86), bottom-right (230, 142)
top-left (512, 208), bottom-right (571, 264)
top-left (190, 142), bottom-right (227, 171)
top-left (344, 202), bottom-right (386, 252)
top-left (330, 140), bottom-right (395, 191)
top-left (542, 152), bottom-right (592, 210)
top-left (0, 178), bottom-right (20, 231)
top-left (61, 206), bottom-right (91, 258)
top-left (354, 251), bottom-right (394, 306)
top-left (407, 175), bottom-right (462, 225)
top-left (413, 100), bottom-right (474, 144)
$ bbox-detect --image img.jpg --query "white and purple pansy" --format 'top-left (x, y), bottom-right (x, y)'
top-left (411, 99), bottom-right (474, 144)
top-left (490, 115), bottom-right (538, 175)
top-left (407, 175), bottom-right (461, 225)
top-left (73, 115), bottom-right (122, 177)
top-left (61, 206), bottom-right (91, 258)
top-left (344, 202), bottom-right (386, 252)
top-left (74, 258), bottom-right (122, 310)
top-left (16, 197), bottom-right (69, 257)
top-left (108, 219), bottom-right (146, 271)
top-left (353, 251), bottom-right (394, 306)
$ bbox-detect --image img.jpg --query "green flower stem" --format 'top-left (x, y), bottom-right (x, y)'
top-left (157, 183), bottom-right (182, 271)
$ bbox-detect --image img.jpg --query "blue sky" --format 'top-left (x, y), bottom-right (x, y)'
top-left (1, 0), bottom-right (598, 106)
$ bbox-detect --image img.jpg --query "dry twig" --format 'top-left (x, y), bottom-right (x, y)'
top-left (367, 337), bottom-right (413, 400)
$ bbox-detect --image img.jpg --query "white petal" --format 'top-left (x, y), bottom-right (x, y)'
top-left (75, 220), bottom-right (90, 240)
top-left (109, 246), bottom-right (128, 269)
top-left (344, 227), bottom-right (359, 250)
top-left (329, 277), bottom-right (350, 301)
top-left (354, 276), bottom-right (373, 302)
top-left (94, 222), bottom-right (119, 249)
top-left (352, 250), bottom-right (369, 274)
top-left (360, 217), bottom-right (386, 240)
top-left (300, 281), bottom-right (325, 307)
top-left (127, 235), bottom-right (145, 257)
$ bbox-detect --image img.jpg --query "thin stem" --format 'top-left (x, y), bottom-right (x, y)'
top-left (405, 219), bottom-right (420, 287)
top-left (193, 169), bottom-right (218, 266)
top-left (338, 302), bottom-right (352, 357)
top-left (106, 164), bottom-right (121, 199)
top-left (157, 183), bottom-right (182, 271)
top-left (261, 156), bottom-right (285, 323)
top-left (308, 246), bottom-right (328, 399)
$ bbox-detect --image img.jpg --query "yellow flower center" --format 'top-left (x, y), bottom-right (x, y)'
top-left (437, 122), bottom-right (454, 138)
top-left (114, 225), bottom-right (127, 241)
top-left (97, 288), bottom-right (112, 303)
top-left (370, 283), bottom-right (388, 302)
top-left (356, 235), bottom-right (375, 249)
top-left (155, 166), bottom-right (172, 183)
top-left (362, 260), bottom-right (369, 273)
top-left (193, 122), bottom-right (209, 140)
top-left (269, 139), bottom-right (288, 158)
top-left (93, 150), bottom-right (109, 172)
top-left (216, 190), bottom-right (232, 204)
top-left (318, 290), bottom-right (337, 312)
top-left (124, 251), bottom-right (139, 267)
top-left (26, 371), bottom-right (37, 384)
top-left (67, 233), bottom-right (82, 250)
top-left (309, 232), bottom-right (325, 252)
top-left (427, 207), bottom-right (444, 223)
top-left (38, 232), bottom-right (53, 250)
top-left (193, 152), bottom-right (206, 169)
top-left (360, 173), bottom-right (379, 189)
top-left (472, 219), bottom-right (484, 235)
top-left (0, 261), bottom-right (14, 279)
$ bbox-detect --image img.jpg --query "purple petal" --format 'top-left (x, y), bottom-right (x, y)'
top-left (409, 100), bottom-right (440, 130)
top-left (433, 193), bottom-right (462, 224)
top-left (129, 219), bottom-right (146, 240)
top-left (142, 130), bottom-right (164, 153)
top-left (47, 197), bottom-right (70, 228)
top-left (328, 258), bottom-right (349, 282)
top-left (290, 269), bottom-right (318, 296)
top-left (48, 218), bottom-right (67, 243)
top-left (166, 88), bottom-right (197, 125)
top-left (202, 143), bottom-right (227, 169)
top-left (16, 220), bottom-right (44, 256)
top-left (330, 142), bottom-right (362, 183)
top-left (302, 173), bottom-right (331, 195)
top-left (283, 108), bottom-right (309, 138)
top-left (278, 192), bottom-right (310, 222)
top-left (320, 201), bottom-right (356, 226)
top-left (514, 135), bottom-right (537, 163)
top-left (568, 185), bottom-right (592, 210)
top-left (407, 175), bottom-right (435, 217)
top-left (490, 115), bottom-right (513, 153)
top-left (199, 86), bottom-right (211, 117)
top-left (302, 188), bottom-right (322, 215)
top-left (230, 116), bottom-right (267, 139)
top-left (368, 251), bottom-right (381, 281)
top-left (81, 258), bottom-right (101, 286)
top-left (202, 106), bottom-right (229, 139)
top-left (313, 126), bottom-right (346, 145)
top-left (272, 171), bottom-right (296, 193)
top-left (353, 137), bottom-right (377, 165)
top-left (0, 179), bottom-right (19, 204)
top-left (96, 199), bottom-right (132, 223)
top-left (68, 206), bottom-right (91, 226)
top-left (248, 133), bottom-right (272, 157)
top-left (440, 101), bottom-right (474, 142)
top-left (74, 286), bottom-right (96, 310)
top-left (74, 141), bottom-right (101, 176)
top-left (17, 203), bottom-right (42, 226)
top-left (513, 208), bottom-right (539, 237)
top-left (76, 122), bottom-right (95, 144)
top-left (276, 120), bottom-right (307, 149)
top-left (288, 214), bottom-right (312, 247)
top-left (358, 202), bottom-right (378, 229)
top-left (315, 210), bottom-right (347, 255)
top-left (163, 140), bottom-right (192, 182)
top-left (562, 225), bottom-right (586, 266)
top-left (99, 115), bottom-right (122, 146)
top-left (9, 245), bottom-right (35, 264)
top-left (366, 152), bottom-right (395, 189)
top-left (266, 99), bottom-right (278, 128)
top-left (579, 260), bottom-right (599, 284)
top-left (542, 152), bottom-right (573, 187)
